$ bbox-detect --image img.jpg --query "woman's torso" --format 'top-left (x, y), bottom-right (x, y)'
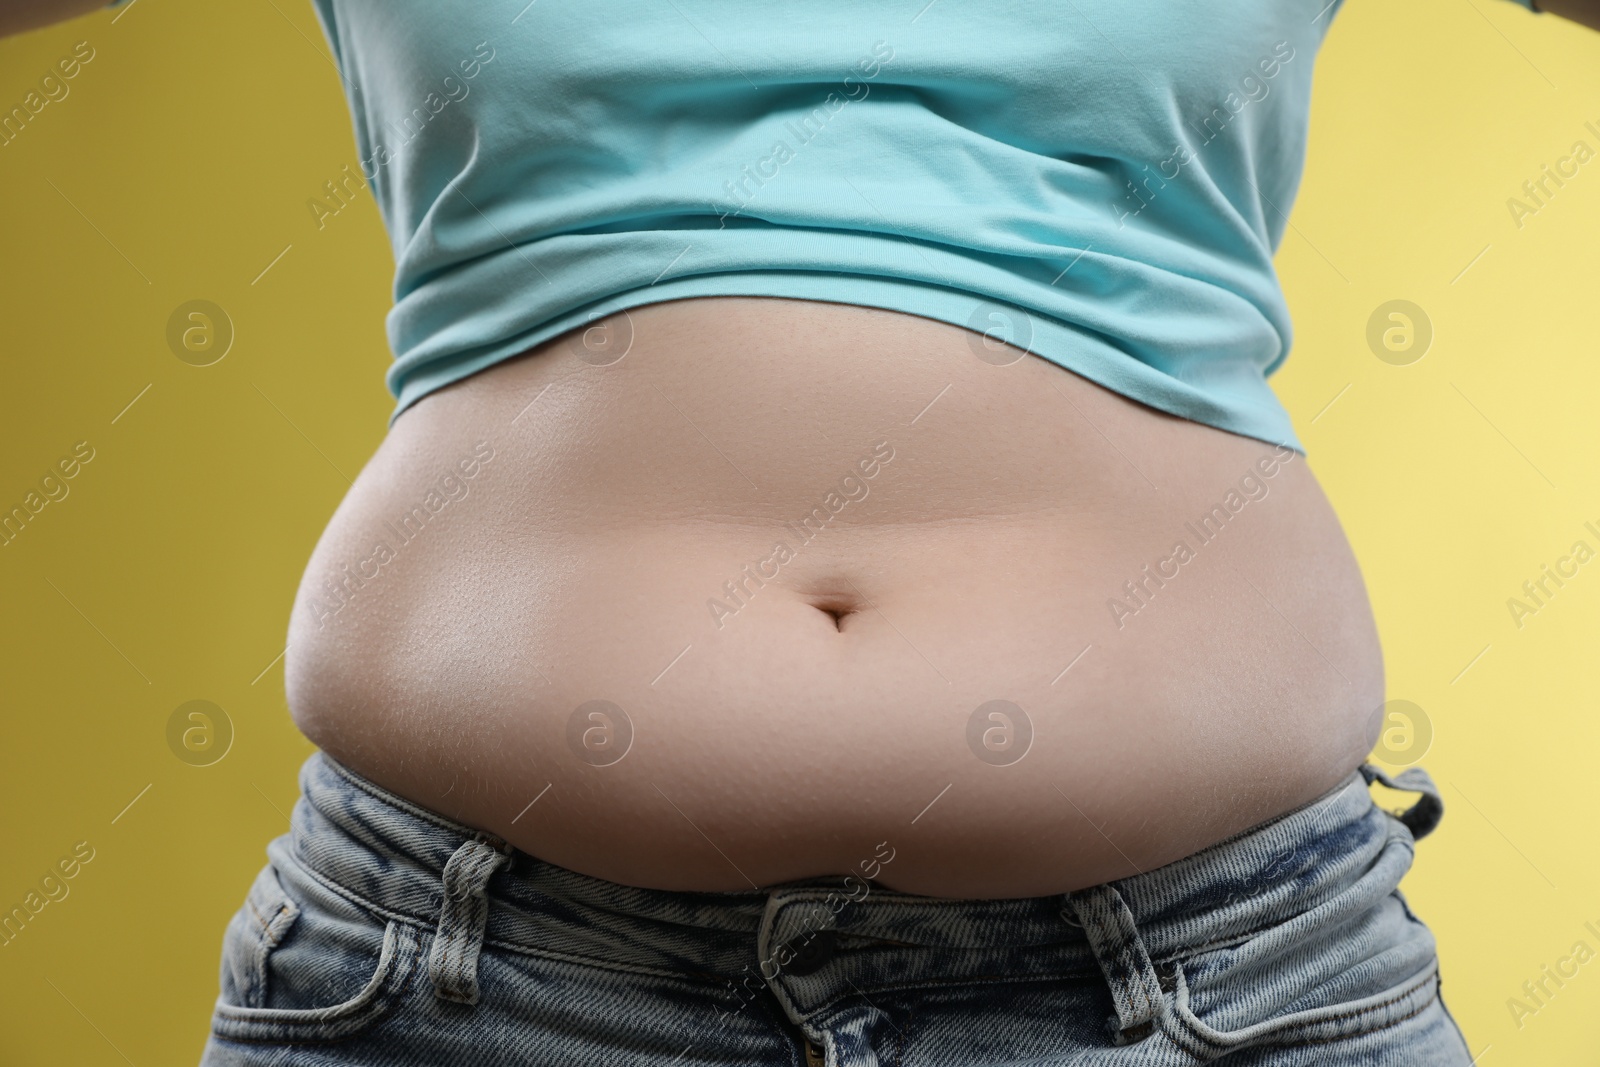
top-left (284, 297), bottom-right (1383, 898)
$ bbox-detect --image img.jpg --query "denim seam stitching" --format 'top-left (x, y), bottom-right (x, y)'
top-left (210, 921), bottom-right (412, 1023)
top-left (1196, 975), bottom-right (1440, 1052)
top-left (258, 904), bottom-right (294, 949)
top-left (1173, 962), bottom-right (1438, 1054)
top-left (250, 863), bottom-right (1110, 1025)
top-left (211, 923), bottom-right (421, 1047)
top-left (1146, 839), bottom-right (1417, 964)
top-left (276, 835), bottom-right (1101, 1002)
top-left (1108, 778), bottom-right (1390, 928)
top-left (232, 867), bottom-right (736, 993)
top-left (1119, 943), bottom-right (1155, 1027)
top-left (1263, 987), bottom-right (1439, 1049)
top-left (278, 850), bottom-right (436, 936)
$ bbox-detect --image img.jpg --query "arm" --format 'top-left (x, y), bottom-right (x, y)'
top-left (0, 0), bottom-right (110, 37)
top-left (1533, 0), bottom-right (1600, 31)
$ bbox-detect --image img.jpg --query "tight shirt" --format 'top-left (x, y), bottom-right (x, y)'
top-left (167, 0), bottom-right (1541, 448)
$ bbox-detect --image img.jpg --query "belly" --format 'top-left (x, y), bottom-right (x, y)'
top-left (284, 297), bottom-right (1383, 898)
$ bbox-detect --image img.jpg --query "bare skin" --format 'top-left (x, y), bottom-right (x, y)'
top-left (285, 297), bottom-right (1384, 899)
top-left (0, 0), bottom-right (118, 37)
top-left (6, 0), bottom-right (1593, 902)
top-left (1537, 0), bottom-right (1600, 27)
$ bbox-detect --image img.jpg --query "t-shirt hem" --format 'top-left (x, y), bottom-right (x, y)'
top-left (387, 273), bottom-right (1305, 455)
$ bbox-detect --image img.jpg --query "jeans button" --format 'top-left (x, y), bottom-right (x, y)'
top-left (782, 929), bottom-right (837, 976)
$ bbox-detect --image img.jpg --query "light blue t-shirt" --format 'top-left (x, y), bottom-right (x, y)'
top-left (118, 0), bottom-right (1540, 449)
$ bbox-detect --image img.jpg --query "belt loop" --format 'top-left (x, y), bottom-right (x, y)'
top-left (1064, 884), bottom-right (1166, 1045)
top-left (429, 835), bottom-right (512, 1005)
top-left (1360, 763), bottom-right (1445, 841)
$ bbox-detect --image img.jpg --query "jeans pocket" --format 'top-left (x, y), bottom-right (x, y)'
top-left (209, 861), bottom-right (422, 1045)
top-left (1167, 954), bottom-right (1441, 1057)
top-left (1162, 873), bottom-right (1445, 1060)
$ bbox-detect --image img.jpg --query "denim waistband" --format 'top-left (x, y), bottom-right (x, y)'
top-left (276, 752), bottom-right (1436, 1019)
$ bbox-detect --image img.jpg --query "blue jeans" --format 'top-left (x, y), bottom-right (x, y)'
top-left (198, 754), bottom-right (1472, 1065)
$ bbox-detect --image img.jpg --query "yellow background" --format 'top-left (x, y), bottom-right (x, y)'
top-left (2, 0), bottom-right (1597, 1062)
